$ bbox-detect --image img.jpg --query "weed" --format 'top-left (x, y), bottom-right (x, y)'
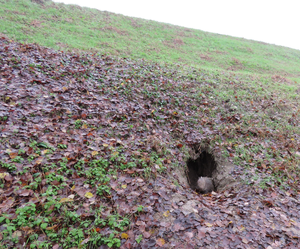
top-left (0, 116), bottom-right (8, 121)
top-left (11, 156), bottom-right (24, 163)
top-left (137, 205), bottom-right (144, 212)
top-left (136, 234), bottom-right (143, 244)
top-left (96, 184), bottom-right (111, 196)
top-left (57, 143), bottom-right (67, 149)
top-left (74, 119), bottom-right (83, 129)
top-left (0, 161), bottom-right (17, 172)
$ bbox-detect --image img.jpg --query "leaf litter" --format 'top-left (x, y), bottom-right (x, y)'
top-left (0, 36), bottom-right (300, 248)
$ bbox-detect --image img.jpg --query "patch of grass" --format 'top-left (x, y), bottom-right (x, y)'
top-left (1, 0), bottom-right (300, 82)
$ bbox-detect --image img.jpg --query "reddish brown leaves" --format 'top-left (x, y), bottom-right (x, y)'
top-left (0, 36), bottom-right (299, 248)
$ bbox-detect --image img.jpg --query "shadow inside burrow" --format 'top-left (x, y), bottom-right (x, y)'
top-left (187, 149), bottom-right (217, 192)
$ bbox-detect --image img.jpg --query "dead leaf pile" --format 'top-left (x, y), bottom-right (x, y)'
top-left (0, 37), bottom-right (299, 248)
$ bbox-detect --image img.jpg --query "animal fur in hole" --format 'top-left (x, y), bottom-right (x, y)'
top-left (196, 177), bottom-right (214, 194)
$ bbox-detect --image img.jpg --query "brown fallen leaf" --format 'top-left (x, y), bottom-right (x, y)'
top-left (12, 231), bottom-right (22, 238)
top-left (59, 198), bottom-right (73, 203)
top-left (0, 197), bottom-right (15, 210)
top-left (9, 152), bottom-right (18, 159)
top-left (17, 189), bottom-right (33, 197)
top-left (46, 225), bottom-right (58, 230)
top-left (156, 238), bottom-right (165, 246)
top-left (35, 156), bottom-right (44, 165)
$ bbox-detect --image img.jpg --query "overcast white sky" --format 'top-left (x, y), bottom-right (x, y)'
top-left (53, 0), bottom-right (300, 51)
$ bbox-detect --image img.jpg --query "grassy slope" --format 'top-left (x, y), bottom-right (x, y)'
top-left (0, 0), bottom-right (300, 248)
top-left (1, 0), bottom-right (300, 82)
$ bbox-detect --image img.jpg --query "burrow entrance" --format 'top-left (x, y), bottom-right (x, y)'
top-left (186, 146), bottom-right (237, 193)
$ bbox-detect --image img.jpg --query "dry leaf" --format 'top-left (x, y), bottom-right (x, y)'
top-left (163, 210), bottom-right (170, 217)
top-left (12, 231), bottom-right (22, 238)
top-left (59, 198), bottom-right (73, 203)
top-left (9, 152), bottom-right (18, 159)
top-left (41, 149), bottom-right (49, 155)
top-left (46, 225), bottom-right (58, 230)
top-left (35, 156), bottom-right (44, 164)
top-left (85, 192), bottom-right (94, 198)
top-left (156, 238), bottom-right (165, 246)
top-left (121, 233), bottom-right (129, 239)
top-left (0, 172), bottom-right (8, 179)
top-left (92, 151), bottom-right (98, 156)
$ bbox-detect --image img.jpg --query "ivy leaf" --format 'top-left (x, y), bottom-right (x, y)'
top-left (41, 223), bottom-right (48, 229)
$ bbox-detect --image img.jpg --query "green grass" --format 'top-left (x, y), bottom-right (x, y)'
top-left (1, 0), bottom-right (300, 82)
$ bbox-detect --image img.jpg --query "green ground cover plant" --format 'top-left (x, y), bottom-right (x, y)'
top-left (0, 0), bottom-right (300, 248)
